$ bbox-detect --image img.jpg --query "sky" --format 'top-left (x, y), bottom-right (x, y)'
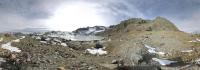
top-left (0, 0), bottom-right (200, 33)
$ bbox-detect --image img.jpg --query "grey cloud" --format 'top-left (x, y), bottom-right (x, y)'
top-left (0, 0), bottom-right (200, 32)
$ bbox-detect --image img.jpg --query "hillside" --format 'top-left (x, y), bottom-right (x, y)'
top-left (0, 17), bottom-right (200, 70)
top-left (98, 17), bottom-right (179, 37)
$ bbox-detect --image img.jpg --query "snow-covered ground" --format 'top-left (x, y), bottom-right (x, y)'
top-left (12, 39), bottom-right (20, 42)
top-left (144, 44), bottom-right (165, 56)
top-left (195, 58), bottom-right (200, 64)
top-left (181, 50), bottom-right (193, 53)
top-left (1, 36), bottom-right (25, 52)
top-left (61, 43), bottom-right (67, 47)
top-left (152, 58), bottom-right (177, 66)
top-left (1, 42), bottom-right (21, 52)
top-left (86, 48), bottom-right (107, 55)
top-left (188, 38), bottom-right (200, 42)
top-left (12, 36), bottom-right (26, 42)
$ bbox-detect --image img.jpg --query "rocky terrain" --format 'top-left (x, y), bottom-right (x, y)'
top-left (0, 17), bottom-right (200, 70)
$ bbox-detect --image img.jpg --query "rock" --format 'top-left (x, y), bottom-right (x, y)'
top-left (24, 53), bottom-right (31, 62)
top-left (45, 38), bottom-right (51, 41)
top-left (82, 63), bottom-right (88, 66)
top-left (57, 67), bottom-right (65, 70)
top-left (40, 41), bottom-right (47, 44)
top-left (111, 60), bottom-right (118, 64)
top-left (46, 59), bottom-right (51, 63)
top-left (50, 41), bottom-right (57, 45)
top-left (53, 38), bottom-right (62, 43)
top-left (88, 66), bottom-right (94, 70)
top-left (95, 43), bottom-right (103, 49)
top-left (41, 36), bottom-right (47, 41)
top-left (9, 54), bottom-right (16, 60)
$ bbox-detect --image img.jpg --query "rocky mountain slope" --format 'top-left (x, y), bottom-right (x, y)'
top-left (73, 26), bottom-right (107, 35)
top-left (0, 17), bottom-right (200, 70)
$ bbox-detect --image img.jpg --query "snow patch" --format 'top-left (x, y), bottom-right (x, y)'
top-left (20, 36), bottom-right (26, 39)
top-left (152, 58), bottom-right (177, 66)
top-left (188, 38), bottom-right (200, 42)
top-left (86, 48), bottom-right (107, 55)
top-left (61, 43), bottom-right (67, 47)
top-left (1, 42), bottom-right (21, 52)
top-left (12, 39), bottom-right (20, 42)
top-left (188, 40), bottom-right (197, 43)
top-left (195, 58), bottom-right (200, 64)
top-left (40, 41), bottom-right (47, 44)
top-left (12, 36), bottom-right (25, 42)
top-left (196, 38), bottom-right (200, 42)
top-left (181, 50), bottom-right (193, 53)
top-left (144, 44), bottom-right (165, 56)
top-left (0, 38), bottom-right (3, 42)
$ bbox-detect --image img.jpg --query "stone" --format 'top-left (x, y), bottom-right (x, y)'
top-left (9, 54), bottom-right (16, 60)
top-left (57, 67), bottom-right (65, 70)
top-left (111, 60), bottom-right (118, 64)
top-left (88, 66), bottom-right (94, 70)
top-left (95, 43), bottom-right (103, 49)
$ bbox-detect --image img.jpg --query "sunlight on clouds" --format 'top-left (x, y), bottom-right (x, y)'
top-left (45, 1), bottom-right (107, 31)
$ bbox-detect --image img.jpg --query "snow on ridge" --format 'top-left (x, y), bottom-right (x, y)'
top-left (86, 48), bottom-right (107, 55)
top-left (144, 44), bottom-right (165, 56)
top-left (1, 42), bottom-right (21, 52)
top-left (152, 58), bottom-right (177, 66)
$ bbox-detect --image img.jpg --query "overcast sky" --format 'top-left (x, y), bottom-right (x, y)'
top-left (0, 0), bottom-right (200, 33)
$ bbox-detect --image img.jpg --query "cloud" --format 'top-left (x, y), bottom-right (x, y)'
top-left (176, 10), bottom-right (200, 33)
top-left (0, 0), bottom-right (200, 32)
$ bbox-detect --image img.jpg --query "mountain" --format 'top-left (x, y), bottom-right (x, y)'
top-left (98, 17), bottom-right (198, 67)
top-left (0, 17), bottom-right (200, 70)
top-left (98, 16), bottom-right (179, 36)
top-left (73, 26), bottom-right (107, 35)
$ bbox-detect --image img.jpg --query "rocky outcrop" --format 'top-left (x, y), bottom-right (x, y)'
top-left (73, 26), bottom-right (107, 35)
